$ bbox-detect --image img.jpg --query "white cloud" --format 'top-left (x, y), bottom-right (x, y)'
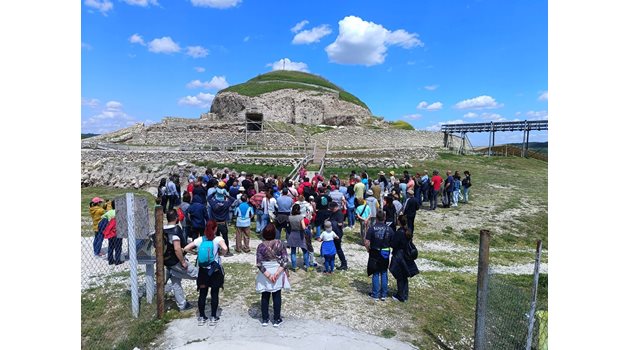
top-left (178, 92), bottom-right (215, 108)
top-left (515, 111), bottom-right (522, 116)
top-left (82, 98), bottom-right (100, 108)
top-left (243, 36), bottom-right (250, 42)
top-left (186, 46), bottom-right (209, 58)
top-left (464, 112), bottom-right (478, 118)
top-left (538, 90), bottom-right (548, 101)
top-left (186, 76), bottom-right (229, 90)
top-left (403, 114), bottom-right (422, 120)
top-left (123, 0), bottom-right (159, 6)
top-left (291, 20), bottom-right (310, 33)
top-left (190, 0), bottom-right (241, 9)
top-left (292, 24), bottom-right (332, 45)
top-left (325, 16), bottom-right (423, 66)
top-left (82, 42), bottom-right (92, 50)
top-left (416, 101), bottom-right (443, 111)
top-left (267, 58), bottom-right (309, 72)
top-left (85, 0), bottom-right (113, 15)
top-left (424, 85), bottom-right (438, 91)
top-left (525, 110), bottom-right (548, 120)
top-left (129, 33), bottom-right (146, 46)
top-left (454, 95), bottom-right (502, 109)
top-left (82, 100), bottom-right (138, 134)
top-left (407, 61), bottom-right (416, 65)
top-left (194, 67), bottom-right (206, 73)
top-left (479, 113), bottom-right (505, 121)
top-left (148, 37), bottom-right (181, 54)
top-left (426, 119), bottom-right (465, 132)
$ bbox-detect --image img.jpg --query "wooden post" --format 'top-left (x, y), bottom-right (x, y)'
top-left (155, 205), bottom-right (165, 319)
top-left (525, 240), bottom-right (543, 350)
top-left (473, 229), bottom-right (491, 350)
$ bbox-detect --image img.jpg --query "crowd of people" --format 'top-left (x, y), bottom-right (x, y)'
top-left (88, 166), bottom-right (473, 327)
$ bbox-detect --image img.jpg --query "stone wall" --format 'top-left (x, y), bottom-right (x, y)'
top-left (210, 90), bottom-right (371, 126)
top-left (313, 128), bottom-right (463, 150)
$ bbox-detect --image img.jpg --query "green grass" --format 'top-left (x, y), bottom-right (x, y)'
top-left (387, 120), bottom-right (415, 130)
top-left (81, 281), bottom-right (187, 350)
top-left (219, 71), bottom-right (369, 110)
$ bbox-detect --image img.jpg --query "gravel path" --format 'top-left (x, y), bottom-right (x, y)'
top-left (155, 305), bottom-right (417, 350)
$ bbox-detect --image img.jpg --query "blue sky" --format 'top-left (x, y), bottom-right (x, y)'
top-left (81, 0), bottom-right (548, 146)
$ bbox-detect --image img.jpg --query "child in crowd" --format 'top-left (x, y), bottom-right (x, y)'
top-left (318, 220), bottom-right (339, 274)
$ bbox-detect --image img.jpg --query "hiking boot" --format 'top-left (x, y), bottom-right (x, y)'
top-left (197, 317), bottom-right (208, 326)
top-left (338, 264), bottom-right (348, 271)
top-left (273, 318), bottom-right (283, 327)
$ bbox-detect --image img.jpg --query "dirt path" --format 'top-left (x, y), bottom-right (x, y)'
top-left (155, 305), bottom-right (416, 350)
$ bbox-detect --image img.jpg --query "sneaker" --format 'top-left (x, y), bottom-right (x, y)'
top-left (338, 265), bottom-right (348, 271)
top-left (180, 302), bottom-right (194, 311)
top-left (209, 316), bottom-right (220, 324)
top-left (273, 318), bottom-right (283, 327)
top-left (392, 295), bottom-right (403, 302)
top-left (198, 317), bottom-right (208, 326)
top-left (224, 252), bottom-right (234, 257)
top-left (368, 292), bottom-right (379, 301)
top-left (261, 319), bottom-right (269, 327)
top-left (380, 296), bottom-right (386, 301)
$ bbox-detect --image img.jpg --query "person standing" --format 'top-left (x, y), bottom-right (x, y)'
top-left (365, 211), bottom-right (393, 301)
top-left (328, 202), bottom-right (348, 270)
top-left (89, 197), bottom-right (106, 257)
top-left (234, 194), bottom-right (254, 253)
top-left (402, 189), bottom-right (420, 234)
top-left (452, 171), bottom-right (462, 207)
top-left (287, 204), bottom-right (310, 271)
top-left (355, 198), bottom-right (371, 241)
top-left (275, 188), bottom-right (293, 240)
top-left (354, 178), bottom-right (366, 201)
top-left (256, 224), bottom-right (290, 327)
top-left (163, 209), bottom-right (197, 312)
top-left (383, 195), bottom-right (397, 232)
top-left (318, 221), bottom-right (339, 274)
top-left (345, 188), bottom-right (356, 230)
top-left (462, 170), bottom-right (472, 203)
top-left (389, 216), bottom-right (419, 302)
top-left (208, 192), bottom-right (236, 257)
top-left (179, 192), bottom-right (192, 244)
top-left (183, 219), bottom-right (228, 325)
top-left (187, 194), bottom-right (209, 241)
top-left (444, 170), bottom-right (454, 208)
top-left (430, 170), bottom-right (442, 210)
top-left (365, 190), bottom-right (380, 228)
top-left (165, 175), bottom-right (178, 211)
top-left (420, 170), bottom-right (430, 205)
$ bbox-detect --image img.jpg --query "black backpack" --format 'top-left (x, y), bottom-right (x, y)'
top-left (405, 238), bottom-right (419, 261)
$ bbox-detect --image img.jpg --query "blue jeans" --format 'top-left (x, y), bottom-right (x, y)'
top-left (93, 231), bottom-right (104, 255)
top-left (290, 247), bottom-right (309, 269)
top-left (108, 237), bottom-right (123, 264)
top-left (324, 254), bottom-right (335, 272)
top-left (256, 211), bottom-right (268, 233)
top-left (371, 271), bottom-right (388, 299)
top-left (315, 225), bottom-right (322, 239)
top-left (462, 187), bottom-right (470, 202)
top-left (347, 207), bottom-right (356, 227)
top-left (430, 189), bottom-right (439, 209)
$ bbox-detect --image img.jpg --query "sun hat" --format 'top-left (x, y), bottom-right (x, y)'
top-left (367, 189), bottom-right (374, 196)
top-left (378, 171), bottom-right (385, 176)
top-left (218, 181), bottom-right (226, 188)
top-left (91, 197), bottom-right (103, 204)
top-left (239, 186), bottom-right (245, 191)
top-left (389, 171), bottom-right (395, 176)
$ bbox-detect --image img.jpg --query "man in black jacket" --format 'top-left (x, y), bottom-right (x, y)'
top-left (328, 202), bottom-right (348, 270)
top-left (402, 189), bottom-right (420, 234)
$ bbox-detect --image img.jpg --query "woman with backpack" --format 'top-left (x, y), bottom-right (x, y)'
top-left (389, 216), bottom-right (419, 302)
top-left (183, 219), bottom-right (228, 326)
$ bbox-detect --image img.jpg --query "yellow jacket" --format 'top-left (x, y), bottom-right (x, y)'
top-left (89, 205), bottom-right (105, 232)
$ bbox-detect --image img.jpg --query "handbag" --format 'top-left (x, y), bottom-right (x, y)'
top-left (405, 240), bottom-right (418, 260)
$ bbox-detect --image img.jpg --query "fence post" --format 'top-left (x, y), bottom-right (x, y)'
top-left (125, 193), bottom-right (139, 318)
top-left (525, 240), bottom-right (543, 349)
top-left (155, 205), bottom-right (165, 319)
top-left (473, 229), bottom-right (491, 350)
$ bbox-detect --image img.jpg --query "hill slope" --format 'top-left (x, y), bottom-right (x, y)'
top-left (218, 70), bottom-right (369, 110)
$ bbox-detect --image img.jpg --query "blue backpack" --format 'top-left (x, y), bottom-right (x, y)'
top-left (197, 237), bottom-right (215, 268)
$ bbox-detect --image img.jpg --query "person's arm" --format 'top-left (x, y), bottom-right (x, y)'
top-left (182, 241), bottom-right (196, 253)
top-left (173, 240), bottom-right (187, 268)
top-left (301, 218), bottom-right (306, 230)
top-left (272, 242), bottom-right (288, 282)
top-left (256, 245), bottom-right (268, 275)
top-left (364, 238), bottom-right (371, 252)
top-left (217, 237), bottom-right (228, 256)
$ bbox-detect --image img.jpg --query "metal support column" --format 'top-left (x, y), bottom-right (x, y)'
top-left (444, 132), bottom-right (449, 148)
top-left (488, 130), bottom-right (492, 156)
top-left (521, 123), bottom-right (527, 157)
top-left (525, 129), bottom-right (530, 158)
top-left (460, 132), bottom-right (466, 155)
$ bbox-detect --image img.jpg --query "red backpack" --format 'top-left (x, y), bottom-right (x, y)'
top-left (177, 207), bottom-right (185, 223)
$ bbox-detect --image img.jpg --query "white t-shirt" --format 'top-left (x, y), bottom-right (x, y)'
top-left (192, 236), bottom-right (225, 264)
top-left (320, 230), bottom-right (339, 242)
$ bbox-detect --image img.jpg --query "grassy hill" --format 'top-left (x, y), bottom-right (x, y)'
top-left (81, 133), bottom-right (99, 139)
top-left (218, 70), bottom-right (369, 110)
top-left (508, 141), bottom-right (548, 154)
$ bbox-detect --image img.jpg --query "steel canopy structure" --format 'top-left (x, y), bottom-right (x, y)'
top-left (441, 120), bottom-right (548, 157)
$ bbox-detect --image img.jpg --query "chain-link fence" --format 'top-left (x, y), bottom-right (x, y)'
top-left (474, 232), bottom-right (548, 350)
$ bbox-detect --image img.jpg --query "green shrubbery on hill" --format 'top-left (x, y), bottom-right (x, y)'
top-left (218, 71), bottom-right (369, 110)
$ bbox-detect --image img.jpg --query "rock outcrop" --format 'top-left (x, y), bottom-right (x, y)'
top-left (209, 90), bottom-right (372, 126)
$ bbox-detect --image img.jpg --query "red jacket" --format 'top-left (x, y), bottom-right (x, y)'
top-left (103, 218), bottom-right (117, 239)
